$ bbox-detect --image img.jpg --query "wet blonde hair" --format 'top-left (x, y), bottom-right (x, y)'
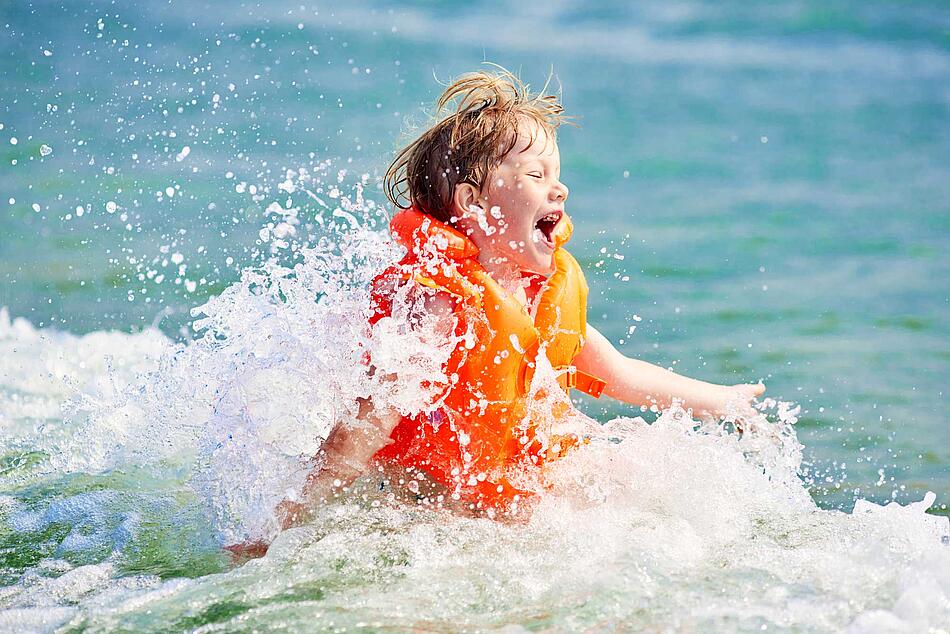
top-left (384, 66), bottom-right (567, 223)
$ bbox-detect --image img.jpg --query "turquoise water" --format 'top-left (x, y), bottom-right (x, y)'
top-left (1, 1), bottom-right (948, 630)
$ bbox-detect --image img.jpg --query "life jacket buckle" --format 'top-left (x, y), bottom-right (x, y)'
top-left (558, 366), bottom-right (607, 399)
top-left (564, 366), bottom-right (578, 389)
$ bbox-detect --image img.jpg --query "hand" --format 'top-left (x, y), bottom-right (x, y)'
top-left (323, 398), bottom-right (400, 466)
top-left (295, 399), bottom-right (401, 505)
top-left (224, 539), bottom-right (270, 562)
top-left (731, 382), bottom-right (766, 402)
top-left (703, 382), bottom-right (765, 422)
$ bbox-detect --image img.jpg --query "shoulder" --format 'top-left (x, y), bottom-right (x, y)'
top-left (371, 269), bottom-right (461, 333)
top-left (418, 287), bottom-right (456, 318)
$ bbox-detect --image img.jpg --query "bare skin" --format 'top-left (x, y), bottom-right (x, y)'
top-left (576, 325), bottom-right (764, 419)
top-left (225, 399), bottom-right (401, 560)
top-left (453, 119), bottom-right (765, 415)
top-left (228, 120), bottom-right (764, 557)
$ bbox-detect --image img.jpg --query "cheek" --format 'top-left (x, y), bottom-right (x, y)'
top-left (480, 186), bottom-right (535, 237)
top-left (493, 213), bottom-right (533, 242)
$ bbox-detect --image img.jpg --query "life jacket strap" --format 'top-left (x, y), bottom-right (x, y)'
top-left (560, 366), bottom-right (607, 399)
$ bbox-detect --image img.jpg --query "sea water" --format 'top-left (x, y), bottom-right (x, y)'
top-left (1, 0), bottom-right (948, 631)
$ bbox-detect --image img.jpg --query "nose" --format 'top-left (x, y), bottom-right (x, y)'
top-left (551, 180), bottom-right (569, 203)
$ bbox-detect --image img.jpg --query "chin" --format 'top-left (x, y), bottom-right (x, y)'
top-left (521, 254), bottom-right (556, 277)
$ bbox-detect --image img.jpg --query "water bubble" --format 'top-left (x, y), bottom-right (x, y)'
top-left (105, 201), bottom-right (117, 213)
top-left (175, 146), bottom-right (190, 162)
top-left (39, 144), bottom-right (53, 156)
top-left (9, 137), bottom-right (17, 145)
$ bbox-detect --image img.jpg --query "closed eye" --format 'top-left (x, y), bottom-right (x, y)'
top-left (527, 171), bottom-right (543, 179)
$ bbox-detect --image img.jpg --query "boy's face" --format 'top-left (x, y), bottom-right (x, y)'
top-left (469, 122), bottom-right (569, 276)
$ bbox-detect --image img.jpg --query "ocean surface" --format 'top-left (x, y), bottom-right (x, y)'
top-left (1, 1), bottom-right (948, 631)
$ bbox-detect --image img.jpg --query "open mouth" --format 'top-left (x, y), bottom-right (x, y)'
top-left (534, 210), bottom-right (563, 248)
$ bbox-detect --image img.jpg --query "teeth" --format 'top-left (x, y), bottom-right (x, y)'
top-left (534, 211), bottom-right (560, 247)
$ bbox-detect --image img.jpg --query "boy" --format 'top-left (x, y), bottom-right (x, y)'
top-left (274, 68), bottom-right (764, 534)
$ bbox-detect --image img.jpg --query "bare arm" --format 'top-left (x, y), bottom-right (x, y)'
top-left (224, 400), bottom-right (398, 559)
top-left (574, 324), bottom-right (764, 419)
top-left (274, 398), bottom-right (400, 529)
top-left (304, 399), bottom-right (399, 498)
top-left (277, 288), bottom-right (457, 529)
top-left (227, 288), bottom-right (458, 557)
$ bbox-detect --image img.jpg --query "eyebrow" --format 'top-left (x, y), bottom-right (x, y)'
top-left (522, 154), bottom-right (558, 169)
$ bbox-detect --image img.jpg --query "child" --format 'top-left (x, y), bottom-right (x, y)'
top-left (272, 68), bottom-right (764, 535)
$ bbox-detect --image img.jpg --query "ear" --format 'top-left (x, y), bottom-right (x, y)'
top-left (452, 182), bottom-right (481, 220)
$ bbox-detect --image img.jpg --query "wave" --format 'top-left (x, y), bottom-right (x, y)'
top-left (0, 170), bottom-right (946, 631)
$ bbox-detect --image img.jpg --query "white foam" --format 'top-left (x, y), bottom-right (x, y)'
top-left (1, 171), bottom-right (947, 630)
top-left (2, 173), bottom-right (460, 546)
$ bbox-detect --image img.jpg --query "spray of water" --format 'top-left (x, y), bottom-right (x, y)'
top-left (0, 166), bottom-right (947, 631)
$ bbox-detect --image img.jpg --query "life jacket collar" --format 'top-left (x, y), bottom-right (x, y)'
top-left (390, 209), bottom-right (479, 260)
top-left (551, 213), bottom-right (574, 248)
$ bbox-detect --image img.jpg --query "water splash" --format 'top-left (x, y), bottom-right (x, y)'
top-left (0, 170), bottom-right (947, 631)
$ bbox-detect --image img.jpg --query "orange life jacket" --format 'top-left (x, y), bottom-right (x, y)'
top-left (369, 209), bottom-right (606, 514)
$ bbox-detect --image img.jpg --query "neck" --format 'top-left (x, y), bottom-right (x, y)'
top-left (452, 218), bottom-right (523, 286)
top-left (478, 251), bottom-right (526, 289)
